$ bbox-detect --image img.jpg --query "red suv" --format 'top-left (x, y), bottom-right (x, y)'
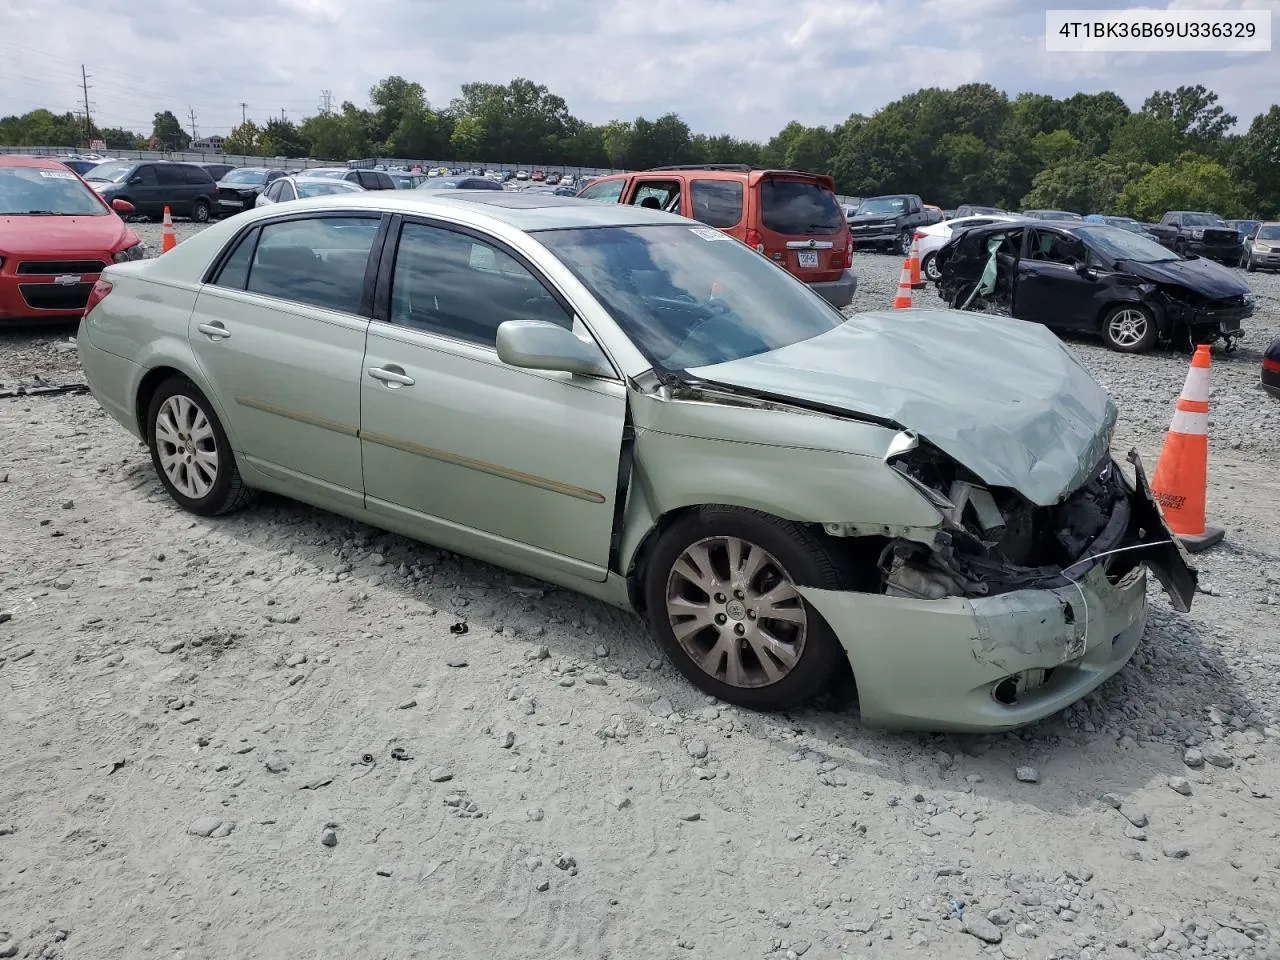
top-left (577, 164), bottom-right (856, 308)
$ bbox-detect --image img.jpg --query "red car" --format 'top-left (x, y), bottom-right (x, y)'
top-left (0, 154), bottom-right (145, 322)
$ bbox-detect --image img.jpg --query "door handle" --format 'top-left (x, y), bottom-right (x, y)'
top-left (196, 322), bottom-right (230, 340)
top-left (367, 366), bottom-right (415, 387)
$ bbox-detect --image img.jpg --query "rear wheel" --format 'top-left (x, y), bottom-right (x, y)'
top-left (643, 506), bottom-right (849, 711)
top-left (922, 252), bottom-right (941, 281)
top-left (191, 199), bottom-right (211, 223)
top-left (146, 377), bottom-right (253, 516)
top-left (1101, 304), bottom-right (1157, 353)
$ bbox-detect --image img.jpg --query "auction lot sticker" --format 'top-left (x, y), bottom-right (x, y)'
top-left (1045, 8), bottom-right (1271, 51)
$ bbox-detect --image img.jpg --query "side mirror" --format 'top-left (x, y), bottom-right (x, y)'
top-left (496, 320), bottom-right (613, 379)
top-left (128, 176), bottom-right (144, 185)
top-left (1075, 260), bottom-right (1098, 281)
top-left (111, 198), bottom-right (135, 214)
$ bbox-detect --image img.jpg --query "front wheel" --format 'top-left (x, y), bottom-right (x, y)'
top-left (146, 377), bottom-right (253, 516)
top-left (191, 199), bottom-right (211, 223)
top-left (1245, 256), bottom-right (1256, 273)
top-left (643, 506), bottom-right (849, 711)
top-left (922, 252), bottom-right (941, 281)
top-left (1101, 304), bottom-right (1157, 353)
top-left (898, 231), bottom-right (913, 257)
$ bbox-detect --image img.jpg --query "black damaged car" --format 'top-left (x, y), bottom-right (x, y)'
top-left (935, 220), bottom-right (1254, 354)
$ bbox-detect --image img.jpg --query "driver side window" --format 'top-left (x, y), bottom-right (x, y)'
top-left (1028, 230), bottom-right (1086, 265)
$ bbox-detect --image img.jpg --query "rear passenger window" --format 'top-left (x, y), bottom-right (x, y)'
top-left (213, 228), bottom-right (259, 290)
top-left (759, 179), bottom-right (843, 236)
top-left (690, 180), bottom-right (743, 228)
top-left (182, 166), bottom-right (212, 185)
top-left (244, 216), bottom-right (380, 314)
top-left (389, 221), bottom-right (570, 345)
top-left (155, 165), bottom-right (185, 186)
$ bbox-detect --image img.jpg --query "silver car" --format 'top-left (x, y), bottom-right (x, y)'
top-left (255, 175), bottom-right (365, 207)
top-left (76, 192), bottom-right (1196, 731)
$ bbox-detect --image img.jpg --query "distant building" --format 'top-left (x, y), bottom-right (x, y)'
top-left (192, 135), bottom-right (226, 153)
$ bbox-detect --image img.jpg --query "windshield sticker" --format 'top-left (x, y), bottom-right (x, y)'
top-left (39, 170), bottom-right (80, 180)
top-left (690, 227), bottom-right (728, 241)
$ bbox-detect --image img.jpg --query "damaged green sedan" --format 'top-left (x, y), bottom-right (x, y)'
top-left (77, 191), bottom-right (1197, 731)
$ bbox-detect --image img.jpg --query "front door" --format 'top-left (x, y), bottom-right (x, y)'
top-left (1013, 228), bottom-right (1103, 330)
top-left (188, 212), bottom-right (383, 510)
top-left (359, 217), bottom-right (626, 581)
top-left (625, 178), bottom-right (684, 215)
top-left (129, 164), bottom-right (162, 217)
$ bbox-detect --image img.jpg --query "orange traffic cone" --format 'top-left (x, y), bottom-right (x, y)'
top-left (892, 259), bottom-right (913, 309)
top-left (908, 235), bottom-right (925, 289)
top-left (1150, 344), bottom-right (1224, 552)
top-left (160, 206), bottom-right (176, 253)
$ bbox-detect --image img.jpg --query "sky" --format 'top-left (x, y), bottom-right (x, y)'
top-left (1, 0), bottom-right (1276, 144)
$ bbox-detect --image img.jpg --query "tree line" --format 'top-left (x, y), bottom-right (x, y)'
top-left (3, 77), bottom-right (1278, 219)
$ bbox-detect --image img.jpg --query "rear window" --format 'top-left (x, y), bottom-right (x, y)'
top-left (759, 179), bottom-right (843, 236)
top-left (690, 180), bottom-right (743, 228)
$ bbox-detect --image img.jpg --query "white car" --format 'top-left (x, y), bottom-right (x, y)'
top-left (917, 214), bottom-right (1026, 281)
top-left (255, 176), bottom-right (366, 207)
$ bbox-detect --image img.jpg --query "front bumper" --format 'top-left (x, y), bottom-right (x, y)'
top-left (799, 453), bottom-right (1195, 732)
top-left (1248, 250), bottom-right (1280, 269)
top-left (809, 270), bottom-right (857, 309)
top-left (848, 226), bottom-right (899, 246)
top-left (1186, 240), bottom-right (1241, 261)
top-left (217, 191), bottom-right (256, 213)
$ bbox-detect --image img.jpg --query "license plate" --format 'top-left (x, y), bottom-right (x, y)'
top-left (798, 251), bottom-right (819, 268)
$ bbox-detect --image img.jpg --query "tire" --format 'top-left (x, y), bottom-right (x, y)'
top-left (145, 376), bottom-right (253, 516)
top-left (922, 252), bottom-right (941, 282)
top-left (898, 231), bottom-right (913, 257)
top-left (1101, 303), bottom-right (1158, 354)
top-left (191, 199), bottom-right (211, 223)
top-left (1174, 238), bottom-right (1186, 256)
top-left (1245, 256), bottom-right (1256, 273)
top-left (643, 506), bottom-right (850, 711)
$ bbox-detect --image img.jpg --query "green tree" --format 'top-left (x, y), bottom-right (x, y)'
top-left (1234, 106), bottom-right (1280, 216)
top-left (260, 118), bottom-right (307, 158)
top-left (1142, 85), bottom-right (1235, 146)
top-left (223, 121), bottom-right (262, 156)
top-left (1021, 156), bottom-right (1146, 213)
top-left (448, 78), bottom-right (572, 161)
top-left (1107, 113), bottom-right (1185, 166)
top-left (600, 120), bottom-right (632, 168)
top-left (299, 110), bottom-right (368, 161)
top-left (151, 110), bottom-right (190, 150)
top-left (99, 126), bottom-right (144, 150)
top-left (1060, 91), bottom-right (1130, 155)
top-left (1117, 153), bottom-right (1243, 220)
top-left (621, 114), bottom-right (694, 169)
top-left (369, 76), bottom-right (427, 144)
top-left (1031, 129), bottom-right (1081, 167)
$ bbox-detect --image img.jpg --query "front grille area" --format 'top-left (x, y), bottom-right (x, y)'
top-left (16, 259), bottom-right (106, 275)
top-left (18, 281), bottom-right (94, 311)
top-left (1202, 229), bottom-right (1240, 245)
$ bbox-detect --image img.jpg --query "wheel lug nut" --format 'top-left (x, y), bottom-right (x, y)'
top-left (715, 593), bottom-right (726, 603)
top-left (715, 614), bottom-right (726, 625)
top-left (734, 589), bottom-right (744, 599)
top-left (734, 624), bottom-right (745, 635)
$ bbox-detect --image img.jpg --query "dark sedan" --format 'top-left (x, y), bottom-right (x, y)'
top-left (417, 176), bottom-right (504, 191)
top-left (215, 167), bottom-right (288, 215)
top-left (1264, 339), bottom-right (1280, 399)
top-left (936, 220), bottom-right (1254, 353)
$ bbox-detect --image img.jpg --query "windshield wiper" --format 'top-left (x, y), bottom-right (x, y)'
top-left (15, 210), bottom-right (68, 216)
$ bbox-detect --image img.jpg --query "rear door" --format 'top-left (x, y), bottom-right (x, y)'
top-left (750, 173), bottom-right (847, 283)
top-left (623, 178), bottom-right (683, 213)
top-left (154, 164), bottom-right (190, 214)
top-left (688, 178), bottom-right (745, 240)
top-left (187, 212), bottom-right (383, 509)
top-left (578, 176), bottom-right (628, 203)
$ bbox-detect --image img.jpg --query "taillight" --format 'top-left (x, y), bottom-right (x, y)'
top-left (845, 233), bottom-right (854, 268)
top-left (84, 278), bottom-right (113, 316)
top-left (913, 231), bottom-right (925, 241)
top-left (745, 228), bottom-right (765, 254)
top-left (1264, 357), bottom-right (1280, 373)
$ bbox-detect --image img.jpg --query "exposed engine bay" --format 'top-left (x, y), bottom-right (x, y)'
top-left (885, 443), bottom-right (1197, 611)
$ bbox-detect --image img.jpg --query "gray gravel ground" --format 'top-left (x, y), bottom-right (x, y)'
top-left (1, 225), bottom-right (1278, 960)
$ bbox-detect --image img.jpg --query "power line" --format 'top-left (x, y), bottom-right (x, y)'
top-left (320, 89), bottom-right (333, 115)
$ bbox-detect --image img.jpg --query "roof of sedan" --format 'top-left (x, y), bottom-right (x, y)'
top-left (254, 190), bottom-right (683, 230)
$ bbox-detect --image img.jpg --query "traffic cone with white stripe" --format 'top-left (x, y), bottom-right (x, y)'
top-left (1150, 344), bottom-right (1224, 552)
top-left (160, 206), bottom-right (176, 253)
top-left (908, 235), bottom-right (925, 289)
top-left (893, 259), bottom-right (913, 309)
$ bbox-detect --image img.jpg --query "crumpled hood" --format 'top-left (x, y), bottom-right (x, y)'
top-left (0, 214), bottom-right (134, 256)
top-left (687, 309), bottom-right (1117, 506)
top-left (1125, 256), bottom-right (1250, 298)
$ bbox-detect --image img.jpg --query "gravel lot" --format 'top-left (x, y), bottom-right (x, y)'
top-left (2, 223), bottom-right (1278, 960)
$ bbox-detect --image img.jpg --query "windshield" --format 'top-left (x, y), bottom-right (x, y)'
top-left (1104, 217), bottom-right (1145, 233)
top-left (1182, 213), bottom-right (1223, 226)
top-left (83, 161), bottom-right (133, 183)
top-left (1039, 211), bottom-right (1082, 220)
top-left (297, 181), bottom-right (362, 198)
top-left (420, 178), bottom-right (459, 189)
top-left (1077, 225), bottom-right (1177, 263)
top-left (1258, 225), bottom-right (1280, 241)
top-left (221, 169), bottom-right (267, 184)
top-left (307, 170), bottom-right (347, 180)
top-left (854, 196), bottom-right (906, 216)
top-left (535, 224), bottom-right (843, 370)
top-left (0, 166), bottom-right (108, 215)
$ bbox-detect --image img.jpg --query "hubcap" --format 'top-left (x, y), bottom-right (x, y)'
top-left (901, 234), bottom-right (912, 256)
top-left (924, 255), bottom-right (940, 280)
top-left (155, 395), bottom-right (218, 499)
top-left (1108, 309), bottom-right (1148, 347)
top-left (665, 536), bottom-right (808, 689)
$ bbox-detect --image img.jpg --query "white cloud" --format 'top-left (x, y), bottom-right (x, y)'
top-left (0, 0), bottom-right (1275, 143)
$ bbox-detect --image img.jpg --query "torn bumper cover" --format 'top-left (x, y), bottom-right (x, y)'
top-left (799, 452), bottom-right (1197, 732)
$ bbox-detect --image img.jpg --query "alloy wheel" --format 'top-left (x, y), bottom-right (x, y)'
top-left (154, 395), bottom-right (219, 499)
top-left (924, 254), bottom-right (941, 280)
top-left (664, 536), bottom-right (808, 689)
top-left (1108, 308), bottom-right (1149, 348)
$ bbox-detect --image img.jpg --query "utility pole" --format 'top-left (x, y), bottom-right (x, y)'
top-left (80, 64), bottom-right (93, 145)
top-left (188, 107), bottom-right (199, 141)
top-left (240, 102), bottom-right (248, 126)
top-left (281, 108), bottom-right (288, 124)
top-left (319, 89), bottom-right (333, 115)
